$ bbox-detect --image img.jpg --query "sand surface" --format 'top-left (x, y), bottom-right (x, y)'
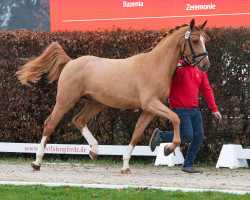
top-left (0, 161), bottom-right (249, 191)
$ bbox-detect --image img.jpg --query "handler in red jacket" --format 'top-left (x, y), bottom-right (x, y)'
top-left (149, 59), bottom-right (222, 174)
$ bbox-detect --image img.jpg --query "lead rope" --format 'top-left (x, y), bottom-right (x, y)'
top-left (173, 63), bottom-right (186, 82)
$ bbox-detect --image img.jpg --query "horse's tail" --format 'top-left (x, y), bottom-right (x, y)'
top-left (16, 42), bottom-right (72, 86)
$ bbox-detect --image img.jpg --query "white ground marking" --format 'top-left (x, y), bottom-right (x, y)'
top-left (0, 181), bottom-right (249, 195)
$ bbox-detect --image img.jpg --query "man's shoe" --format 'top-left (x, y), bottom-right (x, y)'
top-left (181, 166), bottom-right (203, 174)
top-left (149, 128), bottom-right (162, 152)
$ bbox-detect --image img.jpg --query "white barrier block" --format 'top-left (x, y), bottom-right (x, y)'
top-left (155, 143), bottom-right (184, 167)
top-left (216, 144), bottom-right (248, 169)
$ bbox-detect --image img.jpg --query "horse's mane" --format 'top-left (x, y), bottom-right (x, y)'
top-left (143, 24), bottom-right (189, 53)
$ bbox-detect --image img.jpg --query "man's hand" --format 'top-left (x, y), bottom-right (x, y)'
top-left (213, 111), bottom-right (222, 122)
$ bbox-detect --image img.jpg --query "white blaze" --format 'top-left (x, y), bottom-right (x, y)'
top-left (200, 35), bottom-right (208, 58)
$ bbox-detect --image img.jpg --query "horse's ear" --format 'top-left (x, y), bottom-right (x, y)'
top-left (190, 19), bottom-right (195, 30)
top-left (199, 20), bottom-right (207, 30)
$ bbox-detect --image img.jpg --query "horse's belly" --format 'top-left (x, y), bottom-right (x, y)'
top-left (92, 92), bottom-right (141, 109)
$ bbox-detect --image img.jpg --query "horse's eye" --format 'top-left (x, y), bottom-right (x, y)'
top-left (193, 40), bottom-right (199, 45)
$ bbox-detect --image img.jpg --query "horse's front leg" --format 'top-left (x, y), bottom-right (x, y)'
top-left (144, 99), bottom-right (181, 154)
top-left (121, 111), bottom-right (154, 174)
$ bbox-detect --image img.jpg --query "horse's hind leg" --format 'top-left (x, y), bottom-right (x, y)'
top-left (31, 100), bottom-right (77, 171)
top-left (121, 111), bottom-right (155, 174)
top-left (72, 100), bottom-right (106, 160)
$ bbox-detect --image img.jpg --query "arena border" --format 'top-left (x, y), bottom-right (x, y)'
top-left (0, 181), bottom-right (249, 195)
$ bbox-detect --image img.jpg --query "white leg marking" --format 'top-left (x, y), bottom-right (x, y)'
top-left (122, 144), bottom-right (134, 170)
top-left (33, 136), bottom-right (47, 166)
top-left (200, 35), bottom-right (208, 59)
top-left (82, 126), bottom-right (98, 154)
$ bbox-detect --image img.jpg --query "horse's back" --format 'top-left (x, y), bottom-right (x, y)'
top-left (57, 54), bottom-right (143, 108)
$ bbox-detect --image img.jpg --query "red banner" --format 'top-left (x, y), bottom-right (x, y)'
top-left (50, 0), bottom-right (250, 31)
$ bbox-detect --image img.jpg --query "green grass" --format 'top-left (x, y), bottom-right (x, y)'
top-left (0, 185), bottom-right (249, 200)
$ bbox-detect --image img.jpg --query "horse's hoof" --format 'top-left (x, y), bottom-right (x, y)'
top-left (121, 168), bottom-right (131, 174)
top-left (89, 151), bottom-right (98, 161)
top-left (164, 145), bottom-right (174, 156)
top-left (31, 162), bottom-right (41, 171)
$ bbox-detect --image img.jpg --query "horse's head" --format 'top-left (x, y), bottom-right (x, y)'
top-left (181, 19), bottom-right (210, 71)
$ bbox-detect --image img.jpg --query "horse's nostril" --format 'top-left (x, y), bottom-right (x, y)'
top-left (202, 64), bottom-right (210, 71)
top-left (199, 64), bottom-right (208, 71)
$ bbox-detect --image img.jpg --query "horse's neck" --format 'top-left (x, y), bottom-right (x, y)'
top-left (148, 34), bottom-right (182, 78)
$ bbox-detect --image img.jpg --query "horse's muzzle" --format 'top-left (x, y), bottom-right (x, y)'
top-left (198, 64), bottom-right (209, 72)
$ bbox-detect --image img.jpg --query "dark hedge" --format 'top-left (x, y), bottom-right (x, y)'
top-left (0, 27), bottom-right (249, 163)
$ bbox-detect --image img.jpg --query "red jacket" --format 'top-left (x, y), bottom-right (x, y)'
top-left (169, 60), bottom-right (218, 113)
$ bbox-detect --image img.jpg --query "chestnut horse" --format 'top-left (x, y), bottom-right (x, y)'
top-left (17, 19), bottom-right (210, 174)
